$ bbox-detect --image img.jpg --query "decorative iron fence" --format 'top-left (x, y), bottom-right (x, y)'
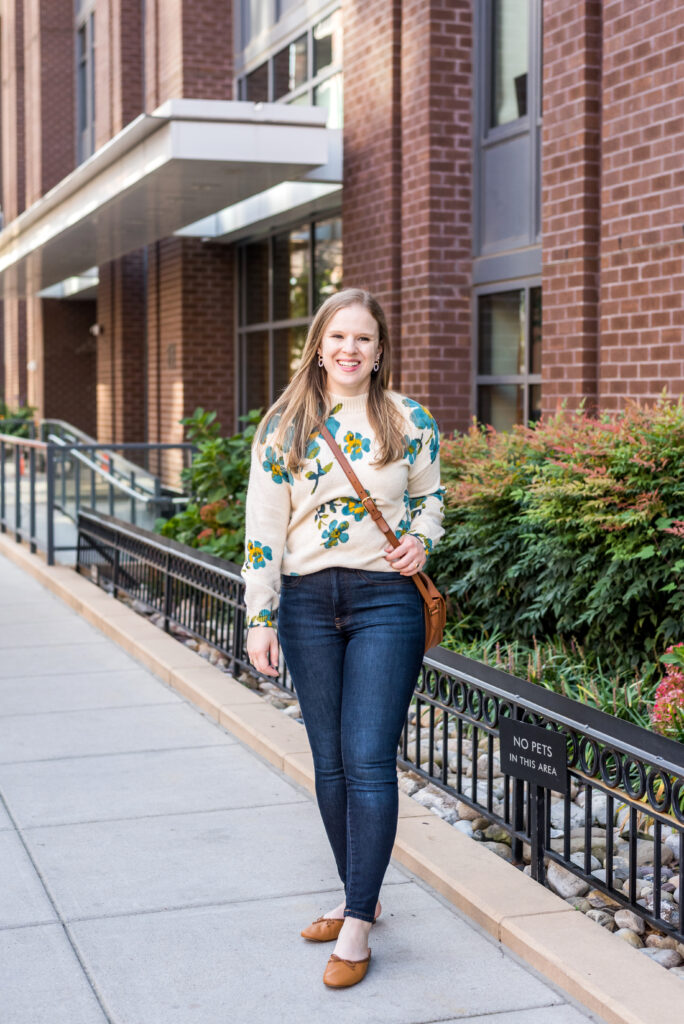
top-left (76, 509), bottom-right (684, 944)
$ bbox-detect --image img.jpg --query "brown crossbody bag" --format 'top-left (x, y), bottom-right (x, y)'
top-left (319, 424), bottom-right (447, 652)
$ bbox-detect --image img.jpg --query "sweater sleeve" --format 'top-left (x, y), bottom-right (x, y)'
top-left (405, 403), bottom-right (445, 556)
top-left (241, 430), bottom-right (292, 629)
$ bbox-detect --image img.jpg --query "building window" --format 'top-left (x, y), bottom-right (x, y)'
top-left (490, 0), bottom-right (529, 127)
top-left (76, 3), bottom-right (96, 163)
top-left (475, 286), bottom-right (541, 430)
top-left (237, 216), bottom-right (343, 417)
top-left (239, 8), bottom-right (343, 127)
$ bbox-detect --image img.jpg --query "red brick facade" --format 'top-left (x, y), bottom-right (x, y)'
top-left (541, 0), bottom-right (602, 414)
top-left (399, 0), bottom-right (472, 433)
top-left (342, 0), bottom-right (402, 362)
top-left (598, 1), bottom-right (684, 407)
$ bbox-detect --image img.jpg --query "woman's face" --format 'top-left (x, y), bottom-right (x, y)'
top-left (317, 303), bottom-right (382, 397)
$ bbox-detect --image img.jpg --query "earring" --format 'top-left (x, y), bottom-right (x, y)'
top-left (373, 358), bottom-right (380, 372)
top-left (318, 354), bottom-right (324, 367)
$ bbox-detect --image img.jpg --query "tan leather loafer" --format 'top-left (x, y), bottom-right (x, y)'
top-left (300, 916), bottom-right (345, 942)
top-left (323, 949), bottom-right (371, 988)
top-left (301, 908), bottom-right (380, 942)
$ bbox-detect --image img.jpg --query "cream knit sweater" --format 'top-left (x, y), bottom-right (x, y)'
top-left (241, 388), bottom-right (446, 629)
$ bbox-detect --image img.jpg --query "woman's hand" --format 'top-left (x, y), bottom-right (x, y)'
top-left (246, 626), bottom-right (281, 677)
top-left (383, 534), bottom-right (426, 575)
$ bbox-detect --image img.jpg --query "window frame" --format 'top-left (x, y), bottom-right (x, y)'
top-left (235, 213), bottom-right (342, 423)
top-left (236, 3), bottom-right (342, 125)
top-left (472, 0), bottom-right (543, 259)
top-left (75, 0), bottom-right (96, 165)
top-left (471, 278), bottom-right (542, 429)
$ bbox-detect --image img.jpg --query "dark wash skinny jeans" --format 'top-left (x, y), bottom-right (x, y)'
top-left (278, 566), bottom-right (425, 922)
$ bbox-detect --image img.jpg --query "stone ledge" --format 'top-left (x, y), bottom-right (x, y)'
top-left (2, 533), bottom-right (679, 1024)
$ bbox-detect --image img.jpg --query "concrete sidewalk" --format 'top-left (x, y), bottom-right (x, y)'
top-left (0, 550), bottom-right (596, 1024)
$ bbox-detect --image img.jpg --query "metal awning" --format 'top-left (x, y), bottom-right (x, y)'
top-left (0, 99), bottom-right (334, 299)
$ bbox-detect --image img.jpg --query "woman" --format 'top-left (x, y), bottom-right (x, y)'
top-left (242, 288), bottom-right (445, 988)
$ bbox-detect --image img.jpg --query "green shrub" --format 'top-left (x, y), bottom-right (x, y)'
top-left (431, 397), bottom-right (684, 679)
top-left (154, 407), bottom-right (262, 563)
top-left (0, 401), bottom-right (36, 438)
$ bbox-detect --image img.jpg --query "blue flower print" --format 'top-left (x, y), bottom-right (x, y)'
top-left (396, 515), bottom-right (413, 538)
top-left (325, 404), bottom-right (343, 435)
top-left (321, 519), bottom-right (350, 548)
top-left (305, 430), bottom-right (321, 459)
top-left (340, 497), bottom-right (368, 521)
top-left (409, 531), bottom-right (433, 554)
top-left (428, 427), bottom-right (439, 464)
top-left (343, 430), bottom-right (371, 461)
top-left (409, 494), bottom-right (427, 515)
top-left (402, 397), bottom-right (436, 433)
top-left (248, 608), bottom-right (275, 628)
top-left (247, 540), bottom-right (273, 569)
top-left (306, 458), bottom-right (333, 494)
top-left (404, 434), bottom-right (423, 464)
top-left (262, 446), bottom-right (293, 485)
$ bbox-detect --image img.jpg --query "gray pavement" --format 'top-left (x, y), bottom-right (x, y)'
top-left (0, 550), bottom-right (597, 1024)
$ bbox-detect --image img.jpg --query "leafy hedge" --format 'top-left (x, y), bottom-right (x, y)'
top-left (154, 407), bottom-right (260, 563)
top-left (0, 401), bottom-right (35, 438)
top-left (430, 398), bottom-right (684, 679)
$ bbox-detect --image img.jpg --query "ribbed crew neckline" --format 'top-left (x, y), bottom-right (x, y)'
top-left (326, 389), bottom-right (370, 413)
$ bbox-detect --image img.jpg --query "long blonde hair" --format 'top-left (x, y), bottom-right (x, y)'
top-left (256, 289), bottom-right (405, 474)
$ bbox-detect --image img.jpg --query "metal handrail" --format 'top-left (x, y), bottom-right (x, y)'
top-left (47, 435), bottom-right (188, 507)
top-left (0, 433), bottom-right (195, 563)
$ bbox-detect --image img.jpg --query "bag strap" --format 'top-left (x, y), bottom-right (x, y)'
top-left (318, 422), bottom-right (432, 604)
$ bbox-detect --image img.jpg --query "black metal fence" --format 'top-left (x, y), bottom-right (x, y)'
top-left (0, 431), bottom-right (193, 563)
top-left (76, 509), bottom-right (684, 943)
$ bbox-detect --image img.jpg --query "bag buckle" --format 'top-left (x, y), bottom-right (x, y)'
top-left (361, 493), bottom-right (377, 513)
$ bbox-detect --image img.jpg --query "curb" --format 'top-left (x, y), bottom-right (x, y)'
top-left (3, 535), bottom-right (682, 1024)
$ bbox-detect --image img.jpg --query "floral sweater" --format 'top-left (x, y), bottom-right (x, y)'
top-left (241, 388), bottom-right (446, 629)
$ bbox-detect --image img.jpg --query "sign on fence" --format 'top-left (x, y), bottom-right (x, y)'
top-left (499, 717), bottom-right (568, 794)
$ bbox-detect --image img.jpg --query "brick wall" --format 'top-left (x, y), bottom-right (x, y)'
top-left (146, 238), bottom-right (235, 484)
top-left (541, 0), bottom-right (602, 414)
top-left (400, 0), bottom-right (472, 435)
top-left (95, 0), bottom-right (143, 149)
top-left (598, 0), bottom-right (684, 407)
top-left (1, 0), bottom-right (27, 410)
top-left (3, 299), bottom-right (27, 408)
top-left (342, 0), bottom-right (402, 359)
top-left (23, 297), bottom-right (96, 433)
top-left (23, 0), bottom-right (75, 205)
top-left (1, 0), bottom-right (25, 221)
top-left (96, 253), bottom-right (146, 442)
top-left (42, 300), bottom-right (97, 435)
top-left (144, 0), bottom-right (232, 109)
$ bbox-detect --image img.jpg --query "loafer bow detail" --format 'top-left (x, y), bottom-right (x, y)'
top-left (323, 949), bottom-right (372, 988)
top-left (300, 916), bottom-right (345, 942)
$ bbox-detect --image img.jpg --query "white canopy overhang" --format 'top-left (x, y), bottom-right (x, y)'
top-left (0, 99), bottom-right (336, 299)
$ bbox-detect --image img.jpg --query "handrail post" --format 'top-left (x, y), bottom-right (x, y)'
top-left (112, 530), bottom-right (120, 597)
top-left (14, 443), bottom-right (21, 543)
top-left (46, 443), bottom-right (56, 565)
top-left (74, 452), bottom-right (81, 520)
top-left (1, 439), bottom-right (5, 533)
top-left (29, 446), bottom-right (36, 553)
top-left (163, 549), bottom-right (172, 633)
top-left (130, 470), bottom-right (136, 525)
top-left (529, 783), bottom-right (546, 884)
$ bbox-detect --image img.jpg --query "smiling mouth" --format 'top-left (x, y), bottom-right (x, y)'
top-left (337, 361), bottom-right (360, 368)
